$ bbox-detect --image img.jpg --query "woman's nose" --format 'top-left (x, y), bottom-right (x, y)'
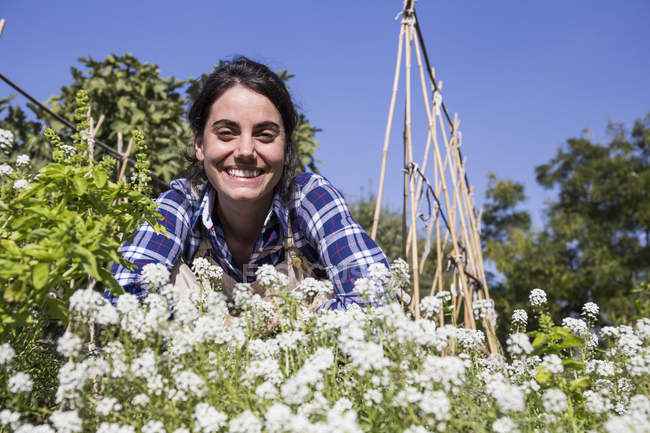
top-left (234, 134), bottom-right (255, 159)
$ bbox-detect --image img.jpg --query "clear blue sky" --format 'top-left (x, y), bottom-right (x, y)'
top-left (2, 0), bottom-right (649, 228)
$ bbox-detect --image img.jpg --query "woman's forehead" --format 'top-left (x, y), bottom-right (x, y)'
top-left (208, 85), bottom-right (282, 125)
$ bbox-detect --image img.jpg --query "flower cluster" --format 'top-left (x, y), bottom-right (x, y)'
top-left (1, 280), bottom-right (649, 433)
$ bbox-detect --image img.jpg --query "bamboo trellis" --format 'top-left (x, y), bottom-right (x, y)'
top-left (371, 0), bottom-right (499, 353)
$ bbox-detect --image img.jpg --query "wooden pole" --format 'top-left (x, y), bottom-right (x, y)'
top-left (118, 137), bottom-right (134, 182)
top-left (371, 23), bottom-right (406, 239)
top-left (404, 24), bottom-right (421, 318)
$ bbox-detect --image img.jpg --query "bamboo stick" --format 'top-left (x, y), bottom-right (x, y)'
top-left (118, 137), bottom-right (134, 182)
top-left (371, 23), bottom-right (406, 240)
top-left (403, 19), bottom-right (421, 318)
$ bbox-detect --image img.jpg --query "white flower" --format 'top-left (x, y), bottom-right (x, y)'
top-left (8, 372), bottom-right (33, 393)
top-left (255, 381), bottom-right (278, 400)
top-left (486, 378), bottom-right (526, 413)
top-left (59, 145), bottom-right (76, 158)
top-left (0, 409), bottom-right (20, 428)
top-left (529, 288), bottom-right (547, 307)
top-left (13, 179), bottom-right (29, 190)
top-left (193, 403), bottom-right (227, 433)
top-left (15, 154), bottom-right (30, 166)
top-left (472, 298), bottom-right (495, 321)
top-left (265, 403), bottom-right (293, 433)
top-left (541, 354), bottom-right (564, 375)
top-left (16, 424), bottom-right (55, 433)
top-left (363, 388), bottom-right (383, 405)
top-left (506, 333), bottom-right (533, 357)
top-left (368, 262), bottom-right (391, 285)
top-left (132, 393), bottom-right (150, 406)
top-left (636, 318), bottom-right (650, 341)
top-left (583, 390), bottom-right (612, 414)
top-left (50, 410), bottom-right (82, 433)
top-left (512, 309), bottom-right (528, 326)
top-left (57, 332), bottom-right (82, 358)
top-left (142, 420), bottom-right (166, 433)
top-left (0, 342), bottom-right (15, 365)
top-left (192, 257), bottom-right (223, 287)
top-left (255, 264), bottom-right (288, 293)
top-left (493, 417), bottom-right (517, 433)
top-left (228, 411), bottom-right (262, 433)
top-left (390, 258), bottom-right (410, 290)
top-left (96, 422), bottom-right (136, 433)
top-left (419, 356), bottom-right (467, 393)
top-left (69, 288), bottom-right (108, 322)
top-left (140, 263), bottom-right (171, 290)
top-left (562, 317), bottom-right (589, 337)
top-left (298, 278), bottom-right (333, 297)
top-left (420, 296), bottom-right (442, 319)
top-left (96, 303), bottom-right (119, 325)
top-left (0, 163), bottom-right (13, 175)
top-left (418, 390), bottom-right (451, 420)
top-left (435, 290), bottom-right (452, 302)
top-left (0, 128), bottom-right (14, 149)
top-left (542, 388), bottom-right (567, 413)
top-left (174, 370), bottom-right (205, 399)
top-left (582, 302), bottom-right (599, 319)
top-left (96, 397), bottom-right (122, 416)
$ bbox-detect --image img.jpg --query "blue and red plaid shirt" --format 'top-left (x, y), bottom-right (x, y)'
top-left (107, 172), bottom-right (389, 310)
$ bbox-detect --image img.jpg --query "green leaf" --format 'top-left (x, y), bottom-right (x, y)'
top-left (558, 334), bottom-right (584, 349)
top-left (569, 376), bottom-right (590, 391)
top-left (32, 262), bottom-right (50, 289)
top-left (562, 359), bottom-right (585, 370)
top-left (93, 168), bottom-right (108, 188)
top-left (41, 295), bottom-right (68, 323)
top-left (531, 333), bottom-right (548, 350)
top-left (73, 245), bottom-right (100, 279)
top-left (536, 366), bottom-right (552, 384)
top-left (72, 176), bottom-right (87, 195)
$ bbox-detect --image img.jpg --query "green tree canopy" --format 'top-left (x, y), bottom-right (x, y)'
top-left (483, 113), bottom-right (650, 325)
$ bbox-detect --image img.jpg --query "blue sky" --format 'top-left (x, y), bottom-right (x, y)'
top-left (2, 0), bottom-right (649, 228)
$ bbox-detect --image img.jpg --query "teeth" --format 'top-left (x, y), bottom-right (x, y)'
top-left (227, 168), bottom-right (261, 178)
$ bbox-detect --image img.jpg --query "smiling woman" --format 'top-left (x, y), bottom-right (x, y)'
top-left (106, 57), bottom-right (389, 310)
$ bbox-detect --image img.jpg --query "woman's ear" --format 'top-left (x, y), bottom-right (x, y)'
top-left (194, 136), bottom-right (204, 162)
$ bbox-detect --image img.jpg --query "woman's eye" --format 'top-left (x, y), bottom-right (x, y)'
top-left (258, 132), bottom-right (276, 140)
top-left (217, 130), bottom-right (234, 138)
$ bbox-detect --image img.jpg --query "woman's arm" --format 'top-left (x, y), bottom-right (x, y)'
top-left (105, 180), bottom-right (196, 305)
top-left (293, 173), bottom-right (390, 310)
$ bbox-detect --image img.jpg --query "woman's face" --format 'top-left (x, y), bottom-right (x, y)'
top-left (195, 85), bottom-right (285, 209)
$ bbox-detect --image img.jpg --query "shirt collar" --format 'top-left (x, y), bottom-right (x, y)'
top-left (194, 182), bottom-right (288, 235)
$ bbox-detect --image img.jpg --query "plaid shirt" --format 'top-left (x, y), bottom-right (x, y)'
top-left (107, 172), bottom-right (389, 310)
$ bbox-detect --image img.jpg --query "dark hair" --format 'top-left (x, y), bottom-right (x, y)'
top-left (185, 56), bottom-right (299, 203)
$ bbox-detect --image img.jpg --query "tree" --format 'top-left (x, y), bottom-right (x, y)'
top-left (483, 114), bottom-right (650, 326)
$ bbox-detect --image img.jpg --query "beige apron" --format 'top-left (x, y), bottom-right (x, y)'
top-left (171, 220), bottom-right (330, 307)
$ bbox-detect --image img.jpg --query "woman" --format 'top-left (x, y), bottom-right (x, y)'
top-left (108, 57), bottom-right (388, 310)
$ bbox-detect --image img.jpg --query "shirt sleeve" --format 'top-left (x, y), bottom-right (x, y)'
top-left (104, 181), bottom-right (194, 305)
top-left (294, 174), bottom-right (390, 310)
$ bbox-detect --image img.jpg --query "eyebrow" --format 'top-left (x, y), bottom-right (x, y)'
top-left (209, 119), bottom-right (281, 132)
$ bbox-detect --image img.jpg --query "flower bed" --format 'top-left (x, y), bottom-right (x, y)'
top-left (1, 262), bottom-right (649, 433)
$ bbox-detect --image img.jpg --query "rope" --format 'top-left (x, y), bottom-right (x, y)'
top-left (0, 73), bottom-right (169, 189)
top-left (406, 162), bottom-right (485, 290)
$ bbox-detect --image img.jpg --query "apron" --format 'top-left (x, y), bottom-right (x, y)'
top-left (170, 218), bottom-right (330, 309)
